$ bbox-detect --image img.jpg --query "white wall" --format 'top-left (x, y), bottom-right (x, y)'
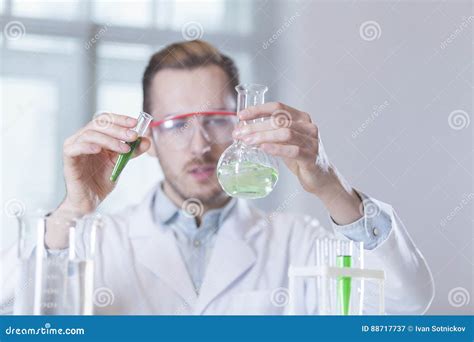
top-left (254, 0), bottom-right (472, 314)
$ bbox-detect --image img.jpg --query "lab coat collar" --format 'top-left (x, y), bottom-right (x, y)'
top-left (127, 183), bottom-right (266, 313)
top-left (153, 183), bottom-right (178, 224)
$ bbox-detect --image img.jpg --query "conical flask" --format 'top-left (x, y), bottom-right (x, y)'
top-left (217, 83), bottom-right (279, 199)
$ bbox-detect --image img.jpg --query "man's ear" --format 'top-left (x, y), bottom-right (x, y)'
top-left (145, 131), bottom-right (157, 157)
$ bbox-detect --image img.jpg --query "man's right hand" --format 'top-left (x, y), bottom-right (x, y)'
top-left (46, 113), bottom-right (151, 249)
top-left (61, 112), bottom-right (151, 214)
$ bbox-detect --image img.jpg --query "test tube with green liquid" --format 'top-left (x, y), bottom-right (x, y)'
top-left (337, 255), bottom-right (352, 315)
top-left (110, 111), bottom-right (153, 182)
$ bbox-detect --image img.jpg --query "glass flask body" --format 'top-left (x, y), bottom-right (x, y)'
top-left (217, 84), bottom-right (279, 199)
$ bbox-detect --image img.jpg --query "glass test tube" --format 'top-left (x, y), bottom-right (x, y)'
top-left (336, 240), bottom-right (353, 316)
top-left (110, 111), bottom-right (153, 182)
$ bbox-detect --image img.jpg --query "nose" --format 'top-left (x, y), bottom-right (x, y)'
top-left (189, 124), bottom-right (211, 155)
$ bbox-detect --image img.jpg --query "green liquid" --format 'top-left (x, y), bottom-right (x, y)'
top-left (109, 138), bottom-right (141, 182)
top-left (337, 255), bottom-right (352, 315)
top-left (217, 161), bottom-right (278, 199)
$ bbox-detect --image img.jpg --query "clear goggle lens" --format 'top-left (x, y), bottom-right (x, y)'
top-left (150, 111), bottom-right (237, 149)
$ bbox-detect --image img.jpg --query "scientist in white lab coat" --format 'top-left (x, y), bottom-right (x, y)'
top-left (37, 40), bottom-right (433, 315)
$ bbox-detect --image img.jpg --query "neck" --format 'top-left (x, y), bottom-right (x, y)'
top-left (161, 180), bottom-right (230, 226)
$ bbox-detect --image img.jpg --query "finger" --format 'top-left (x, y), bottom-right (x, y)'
top-left (260, 143), bottom-right (315, 160)
top-left (86, 122), bottom-right (139, 143)
top-left (64, 142), bottom-right (102, 158)
top-left (131, 137), bottom-right (151, 159)
top-left (233, 120), bottom-right (317, 139)
top-left (90, 112), bottom-right (138, 129)
top-left (76, 130), bottom-right (131, 154)
top-left (238, 102), bottom-right (311, 122)
top-left (240, 128), bottom-right (317, 149)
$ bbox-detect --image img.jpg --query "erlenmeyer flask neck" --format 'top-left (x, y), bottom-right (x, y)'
top-left (235, 83), bottom-right (268, 112)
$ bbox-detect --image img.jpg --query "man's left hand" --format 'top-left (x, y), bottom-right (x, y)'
top-left (233, 101), bottom-right (327, 196)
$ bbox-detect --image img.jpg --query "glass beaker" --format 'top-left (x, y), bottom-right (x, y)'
top-left (12, 211), bottom-right (100, 315)
top-left (217, 84), bottom-right (279, 199)
top-left (66, 214), bottom-right (102, 315)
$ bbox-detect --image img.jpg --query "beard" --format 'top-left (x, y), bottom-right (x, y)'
top-left (159, 154), bottom-right (228, 207)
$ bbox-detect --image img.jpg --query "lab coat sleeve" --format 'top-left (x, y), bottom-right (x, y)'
top-left (330, 192), bottom-right (392, 250)
top-left (331, 193), bottom-right (435, 315)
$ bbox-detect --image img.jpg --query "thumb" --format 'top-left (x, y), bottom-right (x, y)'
top-left (131, 137), bottom-right (151, 159)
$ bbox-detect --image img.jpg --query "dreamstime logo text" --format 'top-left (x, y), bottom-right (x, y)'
top-left (440, 16), bottom-right (473, 50)
top-left (264, 189), bottom-right (301, 226)
top-left (352, 100), bottom-right (390, 139)
top-left (262, 12), bottom-right (300, 49)
top-left (439, 193), bottom-right (473, 228)
top-left (84, 24), bottom-right (110, 50)
top-left (5, 322), bottom-right (85, 336)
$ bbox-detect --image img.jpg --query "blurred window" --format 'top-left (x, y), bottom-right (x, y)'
top-left (1, 0), bottom-right (255, 232)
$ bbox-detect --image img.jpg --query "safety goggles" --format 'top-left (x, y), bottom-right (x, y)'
top-left (150, 110), bottom-right (237, 149)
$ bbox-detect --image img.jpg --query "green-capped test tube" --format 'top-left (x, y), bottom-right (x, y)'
top-left (337, 255), bottom-right (352, 315)
top-left (110, 111), bottom-right (153, 182)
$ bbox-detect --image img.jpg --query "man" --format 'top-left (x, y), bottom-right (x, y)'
top-left (10, 40), bottom-right (434, 314)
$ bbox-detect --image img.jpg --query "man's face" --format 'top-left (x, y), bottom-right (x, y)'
top-left (147, 65), bottom-right (235, 204)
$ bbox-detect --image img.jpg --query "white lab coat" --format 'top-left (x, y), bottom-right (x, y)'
top-left (1, 188), bottom-right (434, 315)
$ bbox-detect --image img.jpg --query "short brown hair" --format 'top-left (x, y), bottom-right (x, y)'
top-left (142, 40), bottom-right (239, 114)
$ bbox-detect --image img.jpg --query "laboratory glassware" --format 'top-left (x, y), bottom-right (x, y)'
top-left (110, 111), bottom-right (153, 182)
top-left (217, 84), bottom-right (279, 199)
top-left (13, 212), bottom-right (100, 315)
top-left (288, 238), bottom-right (385, 315)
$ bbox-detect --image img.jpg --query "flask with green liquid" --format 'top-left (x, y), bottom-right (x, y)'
top-left (217, 84), bottom-right (279, 199)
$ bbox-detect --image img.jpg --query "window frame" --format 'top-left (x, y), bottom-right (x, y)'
top-left (0, 0), bottom-right (267, 208)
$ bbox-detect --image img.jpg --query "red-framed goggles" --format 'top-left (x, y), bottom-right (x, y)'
top-left (149, 110), bottom-right (237, 149)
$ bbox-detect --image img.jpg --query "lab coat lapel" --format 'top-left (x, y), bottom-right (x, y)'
top-left (194, 200), bottom-right (264, 314)
top-left (128, 190), bottom-right (198, 307)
